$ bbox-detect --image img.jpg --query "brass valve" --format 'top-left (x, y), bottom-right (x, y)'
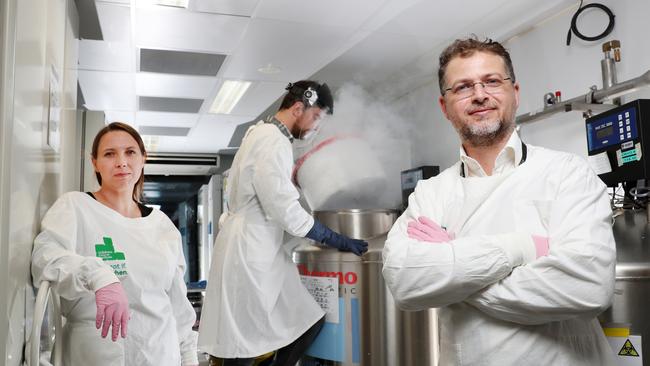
top-left (602, 40), bottom-right (621, 62)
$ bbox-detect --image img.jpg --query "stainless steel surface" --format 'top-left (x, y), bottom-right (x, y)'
top-left (601, 58), bottom-right (617, 89)
top-left (294, 210), bottom-right (438, 366)
top-left (599, 209), bottom-right (650, 365)
top-left (515, 70), bottom-right (650, 125)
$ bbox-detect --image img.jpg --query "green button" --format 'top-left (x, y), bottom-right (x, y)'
top-left (621, 150), bottom-right (636, 158)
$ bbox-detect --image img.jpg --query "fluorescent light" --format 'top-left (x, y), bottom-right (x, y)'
top-left (209, 80), bottom-right (252, 114)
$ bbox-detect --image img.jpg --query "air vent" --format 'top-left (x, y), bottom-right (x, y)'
top-left (139, 96), bottom-right (203, 113)
top-left (140, 49), bottom-right (226, 76)
top-left (139, 126), bottom-right (191, 136)
top-left (145, 153), bottom-right (220, 175)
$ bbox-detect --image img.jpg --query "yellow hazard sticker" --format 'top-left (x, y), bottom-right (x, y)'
top-left (619, 339), bottom-right (640, 357)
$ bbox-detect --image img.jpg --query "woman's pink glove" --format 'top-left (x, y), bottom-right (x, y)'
top-left (407, 216), bottom-right (455, 243)
top-left (532, 235), bottom-right (550, 258)
top-left (95, 282), bottom-right (130, 341)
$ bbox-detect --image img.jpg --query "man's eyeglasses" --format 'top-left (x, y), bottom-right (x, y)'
top-left (443, 77), bottom-right (513, 99)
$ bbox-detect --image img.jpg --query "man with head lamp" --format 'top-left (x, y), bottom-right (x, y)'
top-left (199, 80), bottom-right (367, 366)
top-left (382, 37), bottom-right (616, 365)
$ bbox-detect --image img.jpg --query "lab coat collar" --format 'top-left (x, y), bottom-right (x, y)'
top-left (459, 130), bottom-right (523, 177)
top-left (265, 115), bottom-right (294, 143)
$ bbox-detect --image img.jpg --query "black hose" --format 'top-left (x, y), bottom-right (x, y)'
top-left (566, 1), bottom-right (615, 46)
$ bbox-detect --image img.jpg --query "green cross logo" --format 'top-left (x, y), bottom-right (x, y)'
top-left (95, 237), bottom-right (125, 261)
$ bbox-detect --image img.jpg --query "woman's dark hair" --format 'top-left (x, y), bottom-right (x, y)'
top-left (91, 122), bottom-right (147, 202)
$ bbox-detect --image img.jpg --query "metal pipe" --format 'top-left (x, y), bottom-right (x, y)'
top-left (516, 70), bottom-right (650, 125)
top-left (30, 281), bottom-right (51, 366)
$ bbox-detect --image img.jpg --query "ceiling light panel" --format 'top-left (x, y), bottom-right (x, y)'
top-left (136, 73), bottom-right (217, 99)
top-left (78, 70), bottom-right (136, 110)
top-left (139, 49), bottom-right (226, 76)
top-left (254, 0), bottom-right (385, 28)
top-left (221, 18), bottom-right (351, 81)
top-left (190, 0), bottom-right (261, 17)
top-left (209, 80), bottom-right (252, 114)
top-left (95, 1), bottom-right (131, 42)
top-left (79, 40), bottom-right (133, 72)
top-left (139, 96), bottom-right (204, 113)
top-left (135, 7), bottom-right (249, 54)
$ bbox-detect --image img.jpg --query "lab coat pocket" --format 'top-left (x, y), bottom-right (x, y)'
top-left (513, 199), bottom-right (555, 237)
top-left (245, 224), bottom-right (282, 270)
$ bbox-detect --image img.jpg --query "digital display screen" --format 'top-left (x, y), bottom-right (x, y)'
top-left (586, 105), bottom-right (639, 153)
top-left (596, 126), bottom-right (613, 139)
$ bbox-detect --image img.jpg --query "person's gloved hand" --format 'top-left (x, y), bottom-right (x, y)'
top-left (532, 235), bottom-right (549, 258)
top-left (95, 282), bottom-right (130, 341)
top-left (306, 220), bottom-right (368, 256)
top-left (407, 216), bottom-right (454, 243)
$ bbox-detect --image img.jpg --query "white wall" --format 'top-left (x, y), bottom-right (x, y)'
top-left (0, 0), bottom-right (79, 364)
top-left (387, 0), bottom-right (650, 170)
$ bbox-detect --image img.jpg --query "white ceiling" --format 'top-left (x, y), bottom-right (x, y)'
top-left (78, 0), bottom-right (574, 153)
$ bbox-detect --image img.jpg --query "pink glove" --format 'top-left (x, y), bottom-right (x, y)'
top-left (532, 235), bottom-right (549, 258)
top-left (407, 216), bottom-right (454, 243)
top-left (95, 282), bottom-right (129, 341)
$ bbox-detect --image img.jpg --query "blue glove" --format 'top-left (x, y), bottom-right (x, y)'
top-left (305, 220), bottom-right (368, 256)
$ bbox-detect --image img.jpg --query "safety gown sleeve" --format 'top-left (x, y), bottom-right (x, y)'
top-left (464, 156), bottom-right (616, 325)
top-left (32, 193), bottom-right (119, 299)
top-left (382, 174), bottom-right (537, 311)
top-left (251, 135), bottom-right (314, 237)
top-left (168, 230), bottom-right (199, 366)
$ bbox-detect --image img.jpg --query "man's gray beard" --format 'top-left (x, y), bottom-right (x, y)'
top-left (458, 118), bottom-right (515, 147)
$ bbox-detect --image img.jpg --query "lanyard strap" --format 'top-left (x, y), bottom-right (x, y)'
top-left (460, 142), bottom-right (527, 178)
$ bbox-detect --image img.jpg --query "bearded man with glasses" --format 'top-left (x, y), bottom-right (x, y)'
top-left (382, 36), bottom-right (617, 365)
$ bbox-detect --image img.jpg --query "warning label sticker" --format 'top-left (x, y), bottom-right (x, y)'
top-left (607, 335), bottom-right (643, 366)
top-left (619, 339), bottom-right (640, 357)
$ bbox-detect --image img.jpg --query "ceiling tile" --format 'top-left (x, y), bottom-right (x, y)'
top-left (104, 110), bottom-right (136, 124)
top-left (313, 31), bottom-right (446, 88)
top-left (230, 81), bottom-right (287, 117)
top-left (136, 111), bottom-right (199, 127)
top-left (377, 0), bottom-right (506, 38)
top-left (79, 40), bottom-right (133, 72)
top-left (78, 70), bottom-right (136, 110)
top-left (149, 115), bottom-right (249, 153)
top-left (254, 0), bottom-right (385, 28)
top-left (96, 1), bottom-right (131, 42)
top-left (97, 0), bottom-right (131, 4)
top-left (135, 7), bottom-right (250, 54)
top-left (190, 0), bottom-right (261, 17)
top-left (221, 18), bottom-right (353, 82)
top-left (136, 73), bottom-right (217, 99)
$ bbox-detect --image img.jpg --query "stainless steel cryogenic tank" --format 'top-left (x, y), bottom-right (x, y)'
top-left (599, 209), bottom-right (650, 365)
top-left (293, 209), bottom-right (438, 366)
